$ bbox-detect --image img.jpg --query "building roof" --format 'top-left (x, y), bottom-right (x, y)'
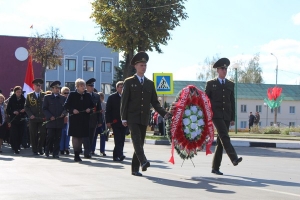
top-left (166, 80), bottom-right (300, 101)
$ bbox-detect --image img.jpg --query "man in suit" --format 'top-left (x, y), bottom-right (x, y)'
top-left (205, 58), bottom-right (242, 175)
top-left (249, 112), bottom-right (255, 132)
top-left (106, 81), bottom-right (127, 161)
top-left (121, 52), bottom-right (170, 176)
top-left (83, 78), bottom-right (102, 158)
top-left (25, 78), bottom-right (46, 155)
top-left (43, 81), bottom-right (67, 158)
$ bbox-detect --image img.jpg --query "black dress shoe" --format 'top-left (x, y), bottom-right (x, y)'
top-left (84, 155), bottom-right (92, 159)
top-left (33, 152), bottom-right (39, 155)
top-left (132, 171), bottom-right (143, 176)
top-left (74, 157), bottom-right (82, 162)
top-left (120, 155), bottom-right (126, 161)
top-left (60, 150), bottom-right (65, 155)
top-left (141, 161), bottom-right (150, 171)
top-left (233, 157), bottom-right (243, 166)
top-left (65, 150), bottom-right (70, 155)
top-left (45, 152), bottom-right (49, 158)
top-left (53, 155), bottom-right (59, 159)
top-left (14, 150), bottom-right (20, 154)
top-left (39, 151), bottom-right (44, 155)
top-left (211, 169), bottom-right (223, 175)
top-left (113, 157), bottom-right (121, 161)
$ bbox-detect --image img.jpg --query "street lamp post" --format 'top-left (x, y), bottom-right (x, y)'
top-left (232, 63), bottom-right (239, 134)
top-left (264, 103), bottom-right (268, 127)
top-left (271, 53), bottom-right (278, 126)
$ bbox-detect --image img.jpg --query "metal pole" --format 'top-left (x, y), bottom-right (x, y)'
top-left (266, 106), bottom-right (268, 126)
top-left (235, 68), bottom-right (237, 134)
top-left (271, 53), bottom-right (278, 126)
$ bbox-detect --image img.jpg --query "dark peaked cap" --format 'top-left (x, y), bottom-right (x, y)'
top-left (130, 52), bottom-right (149, 66)
top-left (32, 78), bottom-right (44, 85)
top-left (86, 78), bottom-right (96, 85)
top-left (213, 58), bottom-right (230, 68)
top-left (50, 81), bottom-right (61, 88)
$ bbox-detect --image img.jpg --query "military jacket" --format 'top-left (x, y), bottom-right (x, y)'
top-left (89, 92), bottom-right (102, 129)
top-left (205, 78), bottom-right (235, 121)
top-left (42, 94), bottom-right (67, 129)
top-left (25, 92), bottom-right (46, 122)
top-left (121, 75), bottom-right (167, 126)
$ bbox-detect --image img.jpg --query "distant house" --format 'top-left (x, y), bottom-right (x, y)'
top-left (0, 35), bottom-right (118, 98)
top-left (161, 81), bottom-right (300, 128)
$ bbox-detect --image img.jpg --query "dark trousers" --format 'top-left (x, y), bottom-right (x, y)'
top-left (10, 122), bottom-right (25, 151)
top-left (22, 124), bottom-right (30, 148)
top-left (112, 125), bottom-right (126, 159)
top-left (128, 123), bottom-right (147, 172)
top-left (46, 128), bottom-right (62, 156)
top-left (92, 124), bottom-right (107, 153)
top-left (212, 119), bottom-right (238, 170)
top-left (29, 121), bottom-right (46, 153)
top-left (158, 122), bottom-right (164, 136)
top-left (83, 127), bottom-right (95, 156)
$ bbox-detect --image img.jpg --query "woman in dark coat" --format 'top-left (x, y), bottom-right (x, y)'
top-left (6, 86), bottom-right (26, 154)
top-left (0, 93), bottom-right (8, 153)
top-left (64, 78), bottom-right (94, 161)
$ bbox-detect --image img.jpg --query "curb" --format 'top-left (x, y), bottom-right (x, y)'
top-left (125, 138), bottom-right (300, 149)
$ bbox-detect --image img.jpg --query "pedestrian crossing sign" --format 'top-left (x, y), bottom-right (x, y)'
top-left (153, 73), bottom-right (174, 94)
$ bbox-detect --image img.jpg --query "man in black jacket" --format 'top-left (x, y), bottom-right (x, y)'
top-left (106, 81), bottom-right (127, 161)
top-left (43, 81), bottom-right (67, 158)
top-left (205, 58), bottom-right (242, 175)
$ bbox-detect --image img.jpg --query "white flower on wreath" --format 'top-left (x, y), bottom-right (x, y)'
top-left (190, 106), bottom-right (198, 114)
top-left (184, 127), bottom-right (190, 134)
top-left (183, 118), bottom-right (191, 126)
top-left (190, 115), bottom-right (197, 122)
top-left (198, 110), bottom-right (203, 116)
top-left (185, 109), bottom-right (191, 116)
top-left (198, 119), bottom-right (204, 126)
top-left (190, 123), bottom-right (198, 130)
top-left (191, 131), bottom-right (198, 139)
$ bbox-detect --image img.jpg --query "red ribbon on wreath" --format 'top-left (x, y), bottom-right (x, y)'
top-left (168, 85), bottom-right (214, 164)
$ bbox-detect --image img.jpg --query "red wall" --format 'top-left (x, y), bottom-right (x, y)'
top-left (0, 35), bottom-right (42, 98)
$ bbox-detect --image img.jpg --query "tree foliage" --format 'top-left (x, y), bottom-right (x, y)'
top-left (27, 27), bottom-right (63, 82)
top-left (90, 0), bottom-right (188, 78)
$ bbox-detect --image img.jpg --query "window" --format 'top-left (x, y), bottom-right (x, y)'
top-left (240, 121), bottom-right (247, 129)
top-left (270, 122), bottom-right (280, 126)
top-left (65, 59), bottom-right (76, 71)
top-left (289, 106), bottom-right (295, 114)
top-left (101, 83), bottom-right (111, 94)
top-left (101, 61), bottom-right (112, 72)
top-left (241, 105), bottom-right (247, 113)
top-left (83, 60), bottom-right (94, 71)
top-left (271, 106), bottom-right (281, 113)
top-left (65, 82), bottom-right (75, 91)
top-left (256, 105), bottom-right (262, 112)
top-left (289, 122), bottom-right (295, 127)
top-left (45, 81), bottom-right (53, 91)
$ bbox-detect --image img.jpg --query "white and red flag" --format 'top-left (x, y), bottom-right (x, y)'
top-left (23, 55), bottom-right (34, 98)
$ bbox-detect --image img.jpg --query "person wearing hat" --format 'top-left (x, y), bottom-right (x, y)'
top-left (83, 78), bottom-right (102, 158)
top-left (121, 52), bottom-right (170, 176)
top-left (205, 58), bottom-right (242, 175)
top-left (25, 78), bottom-right (46, 155)
top-left (43, 81), bottom-right (67, 158)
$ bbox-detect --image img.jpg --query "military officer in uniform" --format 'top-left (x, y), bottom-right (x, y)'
top-left (121, 52), bottom-right (170, 176)
top-left (43, 81), bottom-right (67, 158)
top-left (84, 78), bottom-right (102, 158)
top-left (25, 78), bottom-right (46, 155)
top-left (205, 58), bottom-right (242, 175)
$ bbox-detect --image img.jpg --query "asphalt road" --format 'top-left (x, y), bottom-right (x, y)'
top-left (0, 140), bottom-right (299, 200)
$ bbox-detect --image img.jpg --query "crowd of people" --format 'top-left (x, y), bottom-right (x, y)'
top-left (0, 77), bottom-right (123, 162)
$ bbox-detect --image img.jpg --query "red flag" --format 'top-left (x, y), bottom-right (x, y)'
top-left (23, 55), bottom-right (34, 98)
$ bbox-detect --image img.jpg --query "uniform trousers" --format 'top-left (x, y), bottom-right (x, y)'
top-left (128, 123), bottom-right (147, 172)
top-left (83, 127), bottom-right (95, 156)
top-left (212, 118), bottom-right (238, 170)
top-left (46, 128), bottom-right (62, 156)
top-left (60, 123), bottom-right (70, 151)
top-left (10, 122), bottom-right (25, 151)
top-left (29, 121), bottom-right (46, 153)
top-left (112, 125), bottom-right (126, 159)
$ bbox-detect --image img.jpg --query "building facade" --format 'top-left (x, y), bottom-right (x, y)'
top-left (0, 35), bottom-right (118, 98)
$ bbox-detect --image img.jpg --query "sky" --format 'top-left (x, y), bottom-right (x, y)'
top-left (1, 0), bottom-right (300, 85)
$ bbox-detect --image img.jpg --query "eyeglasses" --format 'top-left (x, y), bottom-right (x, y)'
top-left (63, 92), bottom-right (70, 94)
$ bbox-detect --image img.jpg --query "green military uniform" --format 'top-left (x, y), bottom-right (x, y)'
top-left (205, 58), bottom-right (241, 174)
top-left (121, 52), bottom-right (167, 174)
top-left (24, 79), bottom-right (46, 155)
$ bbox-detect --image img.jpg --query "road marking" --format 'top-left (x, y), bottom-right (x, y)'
top-left (151, 169), bottom-right (300, 198)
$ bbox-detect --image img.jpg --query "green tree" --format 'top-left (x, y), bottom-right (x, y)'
top-left (27, 27), bottom-right (63, 83)
top-left (91, 0), bottom-right (188, 78)
top-left (238, 53), bottom-right (264, 84)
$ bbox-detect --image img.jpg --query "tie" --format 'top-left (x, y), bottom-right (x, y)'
top-left (37, 93), bottom-right (40, 99)
top-left (221, 79), bottom-right (224, 85)
top-left (140, 78), bottom-right (144, 85)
